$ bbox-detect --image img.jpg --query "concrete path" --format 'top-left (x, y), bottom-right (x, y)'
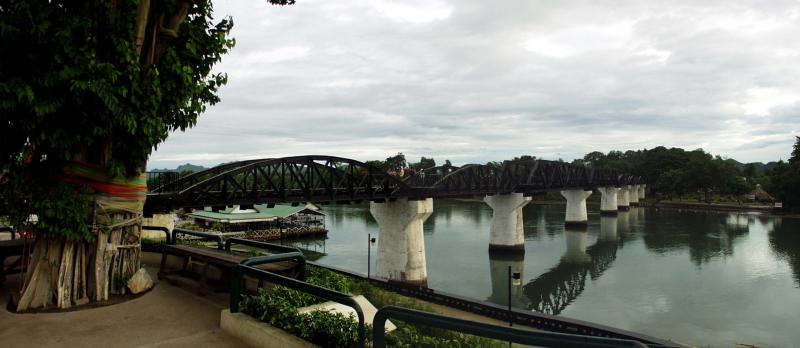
top-left (0, 256), bottom-right (246, 348)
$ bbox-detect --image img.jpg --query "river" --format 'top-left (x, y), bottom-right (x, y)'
top-left (282, 200), bottom-right (800, 347)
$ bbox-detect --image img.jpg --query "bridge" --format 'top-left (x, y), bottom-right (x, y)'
top-left (144, 155), bottom-right (648, 286)
top-left (144, 155), bottom-right (643, 213)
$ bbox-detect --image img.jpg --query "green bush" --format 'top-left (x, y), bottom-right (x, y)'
top-left (241, 287), bottom-right (365, 348)
top-left (241, 266), bottom-right (509, 347)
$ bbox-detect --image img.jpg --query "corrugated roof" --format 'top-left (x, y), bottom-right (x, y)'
top-left (188, 204), bottom-right (315, 222)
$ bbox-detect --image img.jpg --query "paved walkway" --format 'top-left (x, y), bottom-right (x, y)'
top-left (0, 254), bottom-right (246, 348)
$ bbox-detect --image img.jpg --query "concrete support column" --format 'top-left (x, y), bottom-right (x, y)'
top-left (599, 216), bottom-right (618, 241)
top-left (142, 213), bottom-right (175, 240)
top-left (617, 185), bottom-right (631, 211)
top-left (598, 186), bottom-right (620, 215)
top-left (629, 185), bottom-right (640, 206)
top-left (563, 230), bottom-right (590, 263)
top-left (560, 189), bottom-right (592, 227)
top-left (638, 184), bottom-right (646, 200)
top-left (370, 198), bottom-right (434, 286)
top-left (484, 193), bottom-right (532, 254)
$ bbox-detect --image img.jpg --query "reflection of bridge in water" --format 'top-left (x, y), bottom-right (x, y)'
top-left (522, 236), bottom-right (621, 315)
top-left (487, 211), bottom-right (636, 315)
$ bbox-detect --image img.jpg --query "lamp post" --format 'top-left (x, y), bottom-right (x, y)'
top-left (367, 233), bottom-right (376, 279)
top-left (507, 266), bottom-right (520, 327)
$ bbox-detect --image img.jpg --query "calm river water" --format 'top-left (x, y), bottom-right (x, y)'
top-left (282, 200), bottom-right (800, 347)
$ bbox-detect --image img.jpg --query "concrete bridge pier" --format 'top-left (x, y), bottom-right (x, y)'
top-left (560, 189), bottom-right (592, 228)
top-left (598, 186), bottom-right (620, 215)
top-left (599, 215), bottom-right (618, 241)
top-left (563, 230), bottom-right (591, 263)
top-left (629, 185), bottom-right (640, 206)
top-left (370, 197), bottom-right (434, 286)
top-left (617, 185), bottom-right (631, 211)
top-left (484, 193), bottom-right (532, 254)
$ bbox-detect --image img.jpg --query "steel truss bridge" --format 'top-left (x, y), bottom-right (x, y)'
top-left (144, 155), bottom-right (644, 214)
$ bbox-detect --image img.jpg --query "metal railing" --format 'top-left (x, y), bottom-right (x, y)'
top-left (373, 306), bottom-right (648, 348)
top-left (225, 237), bottom-right (300, 254)
top-left (230, 263), bottom-right (366, 348)
top-left (171, 227), bottom-right (224, 249)
top-left (142, 225), bottom-right (170, 244)
top-left (227, 237), bottom-right (307, 279)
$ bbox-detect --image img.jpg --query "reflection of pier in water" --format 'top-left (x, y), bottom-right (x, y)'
top-left (520, 213), bottom-right (629, 315)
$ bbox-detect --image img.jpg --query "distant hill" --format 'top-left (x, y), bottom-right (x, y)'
top-left (150, 163), bottom-right (208, 173)
top-left (731, 160), bottom-right (781, 173)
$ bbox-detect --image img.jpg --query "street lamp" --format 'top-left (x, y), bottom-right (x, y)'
top-left (367, 233), bottom-right (376, 279)
top-left (507, 266), bottom-right (521, 327)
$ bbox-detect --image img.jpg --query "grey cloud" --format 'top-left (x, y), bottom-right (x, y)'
top-left (150, 0), bottom-right (800, 168)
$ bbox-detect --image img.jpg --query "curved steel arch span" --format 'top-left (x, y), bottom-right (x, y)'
top-left (145, 155), bottom-right (414, 214)
top-left (150, 159), bottom-right (265, 193)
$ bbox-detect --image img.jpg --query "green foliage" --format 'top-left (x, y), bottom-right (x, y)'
top-left (241, 267), bottom-right (362, 348)
top-left (31, 183), bottom-right (94, 242)
top-left (209, 222), bottom-right (224, 232)
top-left (242, 266), bottom-right (508, 347)
top-left (0, 0), bottom-right (243, 240)
top-left (766, 160), bottom-right (800, 209)
top-left (1, 0), bottom-right (234, 174)
top-left (580, 146), bottom-right (756, 201)
top-left (385, 152), bottom-right (407, 170)
top-left (410, 156), bottom-right (436, 170)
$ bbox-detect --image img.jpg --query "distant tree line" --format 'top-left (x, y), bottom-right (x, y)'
top-left (572, 138), bottom-right (800, 208)
top-left (341, 138), bottom-right (800, 210)
top-left (365, 153), bottom-right (446, 172)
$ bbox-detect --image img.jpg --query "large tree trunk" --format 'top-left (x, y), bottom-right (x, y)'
top-left (16, 155), bottom-right (146, 311)
top-left (17, 213), bottom-right (142, 311)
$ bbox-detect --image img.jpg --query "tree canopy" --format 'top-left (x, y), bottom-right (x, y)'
top-left (0, 0), bottom-right (294, 239)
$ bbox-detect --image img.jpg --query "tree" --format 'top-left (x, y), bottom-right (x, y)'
top-left (792, 136), bottom-right (800, 164)
top-left (743, 163), bottom-right (758, 178)
top-left (384, 152), bottom-right (407, 171)
top-left (0, 0), bottom-right (293, 310)
top-left (582, 151), bottom-right (606, 168)
top-left (409, 156), bottom-right (435, 170)
top-left (511, 155), bottom-right (536, 161)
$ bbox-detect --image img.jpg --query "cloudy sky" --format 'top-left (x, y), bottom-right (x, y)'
top-left (149, 0), bottom-right (800, 169)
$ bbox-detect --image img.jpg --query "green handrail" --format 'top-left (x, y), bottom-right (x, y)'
top-left (172, 227), bottom-right (224, 250)
top-left (241, 251), bottom-right (307, 281)
top-left (373, 306), bottom-right (649, 348)
top-left (225, 237), bottom-right (301, 254)
top-left (230, 264), bottom-right (366, 348)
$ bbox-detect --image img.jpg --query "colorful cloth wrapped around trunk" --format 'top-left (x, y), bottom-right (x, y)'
top-left (62, 161), bottom-right (146, 230)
